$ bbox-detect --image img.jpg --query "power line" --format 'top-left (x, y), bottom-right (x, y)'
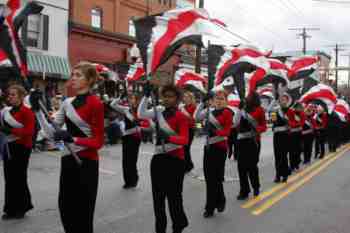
top-left (313, 0), bottom-right (350, 4)
top-left (231, 0), bottom-right (294, 48)
top-left (325, 43), bottom-right (350, 92)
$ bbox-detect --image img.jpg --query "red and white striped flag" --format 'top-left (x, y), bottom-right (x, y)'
top-left (174, 68), bottom-right (207, 93)
top-left (0, 0), bottom-right (43, 77)
top-left (134, 8), bottom-right (220, 75)
top-left (0, 48), bottom-right (11, 67)
top-left (334, 99), bottom-right (350, 122)
top-left (257, 85), bottom-right (274, 99)
top-left (299, 84), bottom-right (337, 113)
top-left (287, 55), bottom-right (320, 81)
top-left (125, 62), bottom-right (145, 83)
top-left (211, 44), bottom-right (271, 86)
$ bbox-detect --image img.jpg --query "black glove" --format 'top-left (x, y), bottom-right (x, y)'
top-left (0, 125), bottom-right (11, 135)
top-left (54, 130), bottom-right (74, 143)
top-left (29, 89), bottom-right (42, 112)
top-left (156, 129), bottom-right (170, 142)
top-left (144, 82), bottom-right (153, 97)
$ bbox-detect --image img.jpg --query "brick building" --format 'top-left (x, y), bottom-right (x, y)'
top-left (68, 0), bottom-right (176, 71)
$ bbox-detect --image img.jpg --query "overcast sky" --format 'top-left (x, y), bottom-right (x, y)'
top-left (204, 0), bottom-right (350, 84)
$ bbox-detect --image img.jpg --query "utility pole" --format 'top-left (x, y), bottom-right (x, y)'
top-left (326, 44), bottom-right (350, 93)
top-left (289, 27), bottom-right (320, 54)
top-left (195, 0), bottom-right (204, 74)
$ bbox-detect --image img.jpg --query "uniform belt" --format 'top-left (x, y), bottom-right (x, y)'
top-left (290, 127), bottom-right (302, 132)
top-left (124, 127), bottom-right (139, 136)
top-left (273, 126), bottom-right (289, 133)
top-left (237, 131), bottom-right (255, 140)
top-left (207, 136), bottom-right (226, 145)
top-left (302, 129), bottom-right (313, 135)
top-left (155, 143), bottom-right (182, 154)
top-left (6, 135), bottom-right (19, 143)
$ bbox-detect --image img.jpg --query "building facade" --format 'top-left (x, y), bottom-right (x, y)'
top-left (20, 0), bottom-right (71, 95)
top-left (68, 0), bottom-right (176, 71)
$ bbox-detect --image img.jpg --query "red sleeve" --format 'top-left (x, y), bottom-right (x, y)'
top-left (75, 99), bottom-right (105, 150)
top-left (216, 109), bottom-right (233, 137)
top-left (322, 113), bottom-right (328, 128)
top-left (168, 112), bottom-right (189, 145)
top-left (11, 107), bottom-right (35, 137)
top-left (287, 109), bottom-right (300, 128)
top-left (186, 105), bottom-right (196, 116)
top-left (254, 107), bottom-right (267, 134)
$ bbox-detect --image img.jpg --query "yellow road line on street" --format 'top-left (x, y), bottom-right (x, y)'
top-left (99, 168), bottom-right (116, 175)
top-left (241, 150), bottom-right (337, 209)
top-left (251, 145), bottom-right (350, 215)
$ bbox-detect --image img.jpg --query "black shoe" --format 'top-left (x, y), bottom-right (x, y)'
top-left (123, 184), bottom-right (134, 189)
top-left (236, 193), bottom-right (249, 200)
top-left (203, 211), bottom-right (214, 218)
top-left (282, 177), bottom-right (288, 183)
top-left (253, 190), bottom-right (260, 197)
top-left (216, 201), bottom-right (226, 213)
top-left (185, 163), bottom-right (194, 173)
top-left (2, 213), bottom-right (24, 220)
top-left (274, 177), bottom-right (281, 183)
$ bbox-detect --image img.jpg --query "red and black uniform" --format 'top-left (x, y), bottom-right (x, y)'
top-left (271, 105), bottom-right (290, 181)
top-left (55, 93), bottom-right (104, 233)
top-left (286, 108), bottom-right (305, 171)
top-left (140, 118), bottom-right (154, 143)
top-left (138, 97), bottom-right (189, 233)
top-left (195, 104), bottom-right (232, 214)
top-left (1, 104), bottom-right (35, 217)
top-left (314, 112), bottom-right (328, 158)
top-left (110, 99), bottom-right (142, 188)
top-left (236, 106), bottom-right (266, 197)
top-left (180, 103), bottom-right (196, 173)
top-left (302, 114), bottom-right (317, 164)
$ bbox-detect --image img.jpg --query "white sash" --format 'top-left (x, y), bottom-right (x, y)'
top-left (1, 107), bottom-right (23, 142)
top-left (63, 98), bottom-right (92, 137)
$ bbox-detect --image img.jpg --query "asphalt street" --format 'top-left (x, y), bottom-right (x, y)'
top-left (1, 130), bottom-right (350, 233)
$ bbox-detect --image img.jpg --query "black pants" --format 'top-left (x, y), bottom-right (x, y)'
top-left (184, 128), bottom-right (194, 172)
top-left (303, 133), bottom-right (314, 164)
top-left (203, 145), bottom-right (226, 212)
top-left (289, 131), bottom-right (302, 170)
top-left (315, 129), bottom-right (326, 157)
top-left (328, 126), bottom-right (339, 152)
top-left (122, 135), bottom-right (141, 186)
top-left (3, 143), bottom-right (33, 215)
top-left (273, 132), bottom-right (289, 179)
top-left (227, 129), bottom-right (237, 159)
top-left (150, 155), bottom-right (188, 233)
top-left (59, 155), bottom-right (99, 233)
top-left (236, 138), bottom-right (260, 194)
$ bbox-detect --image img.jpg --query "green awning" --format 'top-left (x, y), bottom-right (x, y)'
top-left (27, 52), bottom-right (71, 80)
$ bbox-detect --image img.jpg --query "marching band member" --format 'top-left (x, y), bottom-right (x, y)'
top-left (302, 105), bottom-right (317, 164)
top-left (1, 84), bottom-right (35, 220)
top-left (287, 102), bottom-right (305, 172)
top-left (194, 91), bottom-right (232, 218)
top-left (314, 105), bottom-right (328, 158)
top-left (110, 93), bottom-right (142, 189)
top-left (138, 84), bottom-right (189, 233)
top-left (270, 95), bottom-right (290, 183)
top-left (236, 92), bottom-right (267, 200)
top-left (180, 90), bottom-right (196, 173)
top-left (31, 62), bottom-right (104, 233)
